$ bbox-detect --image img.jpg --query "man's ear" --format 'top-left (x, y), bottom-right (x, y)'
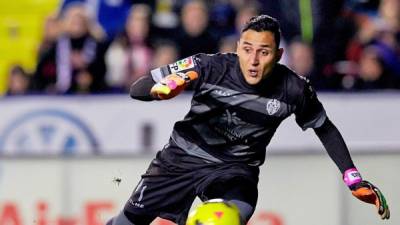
top-left (276, 48), bottom-right (284, 62)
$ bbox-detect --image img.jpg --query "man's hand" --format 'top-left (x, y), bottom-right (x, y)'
top-left (150, 71), bottom-right (198, 99)
top-left (351, 180), bottom-right (390, 219)
top-left (343, 168), bottom-right (390, 220)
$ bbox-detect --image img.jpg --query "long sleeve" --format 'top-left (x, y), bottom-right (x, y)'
top-left (129, 75), bottom-right (156, 101)
top-left (314, 118), bottom-right (355, 173)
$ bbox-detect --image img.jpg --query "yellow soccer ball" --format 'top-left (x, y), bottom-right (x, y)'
top-left (186, 199), bottom-right (241, 225)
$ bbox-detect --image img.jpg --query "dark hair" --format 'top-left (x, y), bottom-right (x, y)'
top-left (10, 65), bottom-right (27, 76)
top-left (242, 15), bottom-right (281, 48)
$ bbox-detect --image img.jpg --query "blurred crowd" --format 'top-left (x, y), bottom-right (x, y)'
top-left (5, 0), bottom-right (400, 96)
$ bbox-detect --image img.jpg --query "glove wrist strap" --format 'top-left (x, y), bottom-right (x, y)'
top-left (343, 168), bottom-right (362, 187)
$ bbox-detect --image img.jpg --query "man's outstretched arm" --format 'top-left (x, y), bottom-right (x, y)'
top-left (130, 71), bottom-right (198, 101)
top-left (314, 118), bottom-right (354, 173)
top-left (314, 118), bottom-right (390, 220)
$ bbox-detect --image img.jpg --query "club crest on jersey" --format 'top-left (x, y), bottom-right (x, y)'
top-left (266, 99), bottom-right (280, 115)
top-left (169, 56), bottom-right (195, 73)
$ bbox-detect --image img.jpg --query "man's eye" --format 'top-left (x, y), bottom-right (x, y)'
top-left (244, 48), bottom-right (251, 53)
top-left (261, 51), bottom-right (269, 56)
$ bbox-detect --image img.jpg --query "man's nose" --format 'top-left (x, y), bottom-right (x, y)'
top-left (250, 52), bottom-right (259, 65)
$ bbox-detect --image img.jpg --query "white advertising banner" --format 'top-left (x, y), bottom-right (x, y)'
top-left (0, 155), bottom-right (398, 225)
top-left (0, 93), bottom-right (399, 155)
top-left (0, 95), bottom-right (190, 155)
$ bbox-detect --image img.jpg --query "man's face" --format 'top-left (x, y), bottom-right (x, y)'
top-left (237, 30), bottom-right (283, 85)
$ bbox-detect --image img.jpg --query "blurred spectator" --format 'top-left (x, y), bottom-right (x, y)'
top-left (38, 15), bottom-right (61, 58)
top-left (74, 70), bottom-right (94, 94)
top-left (151, 40), bottom-right (178, 68)
top-left (358, 46), bottom-right (385, 85)
top-left (59, 0), bottom-right (142, 41)
top-left (287, 39), bottom-right (314, 77)
top-left (370, 0), bottom-right (400, 75)
top-left (175, 0), bottom-right (218, 57)
top-left (33, 2), bottom-right (107, 94)
top-left (343, 0), bottom-right (400, 89)
top-left (6, 65), bottom-right (31, 96)
top-left (105, 4), bottom-right (153, 92)
top-left (353, 45), bottom-right (400, 89)
top-left (346, 0), bottom-right (400, 49)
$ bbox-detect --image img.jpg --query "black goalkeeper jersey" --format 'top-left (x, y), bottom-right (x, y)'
top-left (150, 53), bottom-right (327, 166)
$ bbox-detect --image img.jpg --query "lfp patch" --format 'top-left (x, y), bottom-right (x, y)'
top-left (169, 56), bottom-right (195, 73)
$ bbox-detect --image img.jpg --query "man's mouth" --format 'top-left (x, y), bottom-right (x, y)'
top-left (249, 69), bottom-right (258, 77)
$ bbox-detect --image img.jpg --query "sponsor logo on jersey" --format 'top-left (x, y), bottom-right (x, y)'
top-left (266, 99), bottom-right (281, 115)
top-left (214, 89), bottom-right (232, 97)
top-left (169, 56), bottom-right (195, 73)
top-left (212, 110), bottom-right (247, 142)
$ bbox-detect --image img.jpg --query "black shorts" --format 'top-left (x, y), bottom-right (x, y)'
top-left (124, 146), bottom-right (259, 225)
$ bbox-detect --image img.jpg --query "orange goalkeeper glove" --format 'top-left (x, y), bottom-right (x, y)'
top-left (344, 168), bottom-right (390, 220)
top-left (150, 71), bottom-right (198, 100)
top-left (351, 180), bottom-right (390, 219)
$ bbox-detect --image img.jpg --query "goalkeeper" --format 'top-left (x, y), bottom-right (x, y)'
top-left (107, 15), bottom-right (389, 225)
